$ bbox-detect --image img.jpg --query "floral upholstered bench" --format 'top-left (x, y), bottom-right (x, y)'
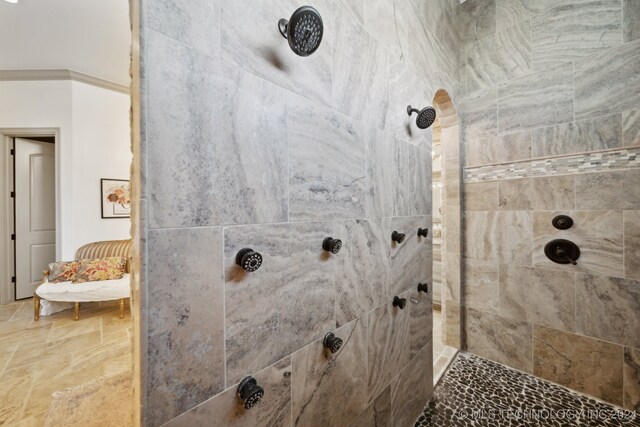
top-left (34, 239), bottom-right (132, 321)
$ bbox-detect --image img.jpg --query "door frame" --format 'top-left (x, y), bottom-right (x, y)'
top-left (0, 128), bottom-right (60, 304)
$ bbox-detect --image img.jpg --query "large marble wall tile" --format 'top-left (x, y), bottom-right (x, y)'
top-left (395, 140), bottom-right (432, 217)
top-left (384, 216), bottom-right (432, 297)
top-left (348, 386), bottom-right (391, 427)
top-left (531, 0), bottom-right (622, 69)
top-left (459, 89), bottom-right (497, 144)
top-left (335, 219), bottom-right (390, 326)
top-left (623, 110), bottom-right (640, 146)
top-left (409, 284), bottom-right (433, 358)
top-left (224, 222), bottom-right (335, 385)
top-left (466, 308), bottom-right (533, 372)
top-left (147, 33), bottom-right (288, 228)
top-left (574, 40), bottom-right (640, 120)
top-left (336, 0), bottom-right (364, 25)
top-left (465, 130), bottom-right (532, 167)
top-left (291, 318), bottom-right (367, 427)
top-left (624, 0), bottom-right (640, 43)
top-left (496, 0), bottom-right (560, 32)
top-left (464, 182), bottom-right (498, 211)
top-left (496, 211), bottom-right (532, 266)
top-left (623, 347), bottom-right (640, 412)
top-left (365, 129), bottom-right (396, 218)
top-left (444, 300), bottom-right (461, 348)
top-left (463, 211), bottom-right (498, 262)
top-left (367, 296), bottom-right (411, 402)
top-left (576, 274), bottom-right (640, 348)
top-left (147, 227), bottom-right (225, 426)
top-left (445, 209), bottom-right (461, 255)
top-left (533, 210), bottom-right (624, 277)
top-left (500, 265), bottom-right (575, 331)
top-left (575, 170), bottom-right (640, 210)
top-left (467, 20), bottom-right (531, 92)
top-left (533, 326), bottom-right (623, 405)
top-left (363, 0), bottom-right (403, 58)
top-left (498, 63), bottom-right (574, 134)
top-left (625, 210), bottom-right (640, 280)
top-left (220, 0), bottom-right (332, 105)
top-left (144, 0), bottom-right (220, 57)
top-left (390, 341), bottom-right (433, 427)
top-left (288, 93), bottom-right (366, 221)
top-left (332, 2), bottom-right (388, 129)
top-left (164, 358), bottom-right (292, 427)
top-left (498, 176), bottom-right (575, 211)
top-left (531, 114), bottom-right (623, 158)
top-left (458, 0), bottom-right (496, 44)
top-left (444, 252), bottom-right (461, 303)
top-left (464, 259), bottom-right (499, 314)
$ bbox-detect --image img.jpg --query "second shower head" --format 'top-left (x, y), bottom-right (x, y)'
top-left (407, 105), bottom-right (437, 129)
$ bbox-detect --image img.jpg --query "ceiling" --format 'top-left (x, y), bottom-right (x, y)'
top-left (0, 0), bottom-right (131, 86)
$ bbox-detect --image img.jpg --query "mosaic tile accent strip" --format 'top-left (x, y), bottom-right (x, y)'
top-left (464, 147), bottom-right (640, 183)
top-left (415, 352), bottom-right (640, 427)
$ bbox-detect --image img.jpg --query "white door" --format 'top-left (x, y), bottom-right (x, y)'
top-left (14, 138), bottom-right (56, 300)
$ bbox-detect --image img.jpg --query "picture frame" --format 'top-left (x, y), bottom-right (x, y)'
top-left (101, 179), bottom-right (131, 219)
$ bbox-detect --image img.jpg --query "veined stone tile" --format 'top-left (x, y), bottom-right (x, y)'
top-left (624, 0), bottom-right (640, 42)
top-left (467, 20), bottom-right (531, 92)
top-left (459, 89), bottom-right (497, 145)
top-left (335, 219), bottom-right (390, 326)
top-left (576, 274), bottom-right (640, 349)
top-left (336, 0), bottom-right (364, 25)
top-left (384, 216), bottom-right (432, 297)
top-left (465, 130), bottom-right (532, 167)
top-left (533, 210), bottom-right (624, 278)
top-left (463, 211), bottom-right (498, 262)
top-left (147, 227), bottom-right (225, 426)
top-left (497, 211), bottom-right (532, 266)
top-left (531, 114), bottom-right (623, 158)
top-left (332, 2), bottom-right (389, 129)
top-left (463, 259), bottom-right (499, 314)
top-left (395, 140), bottom-right (432, 217)
top-left (147, 33), bottom-right (288, 228)
top-left (575, 170), bottom-right (640, 210)
top-left (163, 357), bottom-right (292, 427)
top-left (291, 318), bottom-right (367, 427)
top-left (531, 0), bottom-right (622, 69)
top-left (624, 210), bottom-right (640, 280)
top-left (533, 325), bottom-right (624, 405)
top-left (496, 0), bottom-right (560, 32)
top-left (390, 341), bottom-right (433, 427)
top-left (464, 182), bottom-right (498, 211)
top-left (144, 0), bottom-right (220, 57)
top-left (623, 110), bottom-right (640, 146)
top-left (445, 208), bottom-right (461, 255)
top-left (224, 222), bottom-right (335, 385)
top-left (498, 176), bottom-right (575, 211)
top-left (458, 0), bottom-right (496, 44)
top-left (409, 284), bottom-right (433, 358)
top-left (288, 93), bottom-right (366, 221)
top-left (363, 0), bottom-right (403, 58)
top-left (499, 265), bottom-right (576, 331)
top-left (443, 251), bottom-right (461, 303)
top-left (623, 347), bottom-right (640, 412)
top-left (574, 40), bottom-right (640, 120)
top-left (348, 385), bottom-right (391, 427)
top-left (466, 308), bottom-right (533, 373)
top-left (220, 0), bottom-right (332, 105)
top-left (365, 129), bottom-right (396, 218)
top-left (498, 62), bottom-right (574, 134)
top-left (367, 295), bottom-right (411, 402)
top-left (443, 300), bottom-right (461, 348)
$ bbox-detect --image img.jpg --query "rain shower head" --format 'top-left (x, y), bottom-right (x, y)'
top-left (278, 6), bottom-right (324, 57)
top-left (407, 105), bottom-right (437, 129)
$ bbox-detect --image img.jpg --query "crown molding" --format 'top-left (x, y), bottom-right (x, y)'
top-left (0, 69), bottom-right (129, 94)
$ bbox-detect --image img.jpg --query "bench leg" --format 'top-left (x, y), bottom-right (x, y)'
top-left (34, 293), bottom-right (40, 321)
top-left (74, 302), bottom-right (80, 320)
top-left (119, 298), bottom-right (125, 319)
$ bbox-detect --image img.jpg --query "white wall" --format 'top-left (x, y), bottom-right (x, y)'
top-left (0, 80), bottom-right (131, 260)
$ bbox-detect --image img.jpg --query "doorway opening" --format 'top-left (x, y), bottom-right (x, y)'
top-left (431, 89), bottom-right (462, 385)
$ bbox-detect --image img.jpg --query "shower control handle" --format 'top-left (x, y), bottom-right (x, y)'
top-left (417, 228), bottom-right (429, 238)
top-left (393, 296), bottom-right (407, 309)
top-left (236, 248), bottom-right (263, 272)
top-left (392, 231), bottom-right (406, 244)
top-left (417, 283), bottom-right (429, 293)
top-left (237, 376), bottom-right (264, 409)
top-left (322, 237), bottom-right (342, 254)
top-left (323, 332), bottom-right (343, 354)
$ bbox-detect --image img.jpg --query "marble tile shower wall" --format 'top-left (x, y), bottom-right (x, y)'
top-left (138, 0), bottom-right (461, 425)
top-left (457, 0), bottom-right (640, 412)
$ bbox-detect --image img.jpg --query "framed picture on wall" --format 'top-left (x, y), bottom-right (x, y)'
top-left (101, 179), bottom-right (131, 219)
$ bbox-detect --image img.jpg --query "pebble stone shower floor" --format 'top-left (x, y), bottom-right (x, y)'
top-left (415, 353), bottom-right (640, 427)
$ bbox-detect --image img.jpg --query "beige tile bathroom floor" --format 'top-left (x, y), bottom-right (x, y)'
top-left (0, 299), bottom-right (132, 426)
top-left (433, 308), bottom-right (457, 386)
